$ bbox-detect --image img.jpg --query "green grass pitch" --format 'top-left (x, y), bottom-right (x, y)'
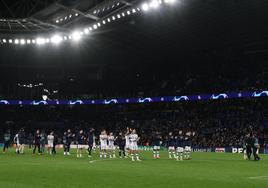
top-left (0, 149), bottom-right (268, 188)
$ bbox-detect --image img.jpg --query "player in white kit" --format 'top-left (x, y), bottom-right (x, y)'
top-left (47, 132), bottom-right (54, 155)
top-left (99, 130), bottom-right (108, 159)
top-left (125, 128), bottom-right (131, 158)
top-left (129, 129), bottom-right (141, 161)
top-left (108, 132), bottom-right (116, 158)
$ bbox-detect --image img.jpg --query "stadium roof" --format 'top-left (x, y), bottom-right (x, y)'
top-left (0, 0), bottom-right (268, 65)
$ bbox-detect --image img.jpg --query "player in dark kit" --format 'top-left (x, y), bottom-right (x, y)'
top-left (245, 134), bottom-right (252, 160)
top-left (63, 132), bottom-right (68, 155)
top-left (76, 130), bottom-right (86, 158)
top-left (52, 133), bottom-right (58, 154)
top-left (252, 134), bottom-right (261, 161)
top-left (39, 131), bottom-right (46, 155)
top-left (18, 128), bottom-right (26, 154)
top-left (117, 132), bottom-right (126, 158)
top-left (244, 133), bottom-right (260, 161)
top-left (87, 128), bottom-right (94, 158)
top-left (152, 131), bottom-right (161, 159)
top-left (33, 130), bottom-right (41, 154)
top-left (66, 129), bottom-right (73, 155)
top-left (3, 130), bottom-right (11, 153)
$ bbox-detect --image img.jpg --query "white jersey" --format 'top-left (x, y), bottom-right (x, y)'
top-left (108, 136), bottom-right (115, 146)
top-left (125, 135), bottom-right (130, 147)
top-left (100, 134), bottom-right (108, 149)
top-left (129, 133), bottom-right (139, 150)
top-left (14, 134), bottom-right (20, 145)
top-left (47, 135), bottom-right (54, 147)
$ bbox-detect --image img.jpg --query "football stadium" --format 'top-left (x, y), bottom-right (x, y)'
top-left (0, 0), bottom-right (268, 187)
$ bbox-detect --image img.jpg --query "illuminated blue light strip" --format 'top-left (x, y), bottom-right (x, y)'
top-left (0, 90), bottom-right (267, 105)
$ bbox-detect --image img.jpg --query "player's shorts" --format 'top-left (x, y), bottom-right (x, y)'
top-left (153, 146), bottom-right (160, 150)
top-left (100, 145), bottom-right (108, 150)
top-left (184, 146), bottom-right (191, 152)
top-left (129, 143), bottom-right (138, 151)
top-left (108, 145), bottom-right (115, 150)
top-left (77, 145), bottom-right (84, 149)
top-left (125, 145), bottom-right (130, 150)
top-left (176, 147), bottom-right (184, 153)
top-left (48, 143), bottom-right (53, 148)
top-left (168, 146), bottom-right (175, 151)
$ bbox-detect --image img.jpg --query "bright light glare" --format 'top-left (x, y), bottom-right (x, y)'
top-left (84, 28), bottom-right (90, 34)
top-left (51, 35), bottom-right (63, 44)
top-left (164, 0), bottom-right (176, 4)
top-left (150, 0), bottom-right (160, 8)
top-left (36, 38), bottom-right (45, 45)
top-left (142, 3), bottom-right (149, 11)
top-left (72, 31), bottom-right (81, 41)
top-left (14, 39), bottom-right (19, 44)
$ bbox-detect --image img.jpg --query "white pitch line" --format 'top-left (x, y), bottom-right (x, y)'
top-left (248, 176), bottom-right (268, 180)
top-left (89, 159), bottom-right (109, 163)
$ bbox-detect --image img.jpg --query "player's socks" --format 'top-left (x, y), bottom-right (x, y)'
top-left (157, 151), bottom-right (160, 158)
top-left (131, 153), bottom-right (135, 161)
top-left (153, 151), bottom-right (156, 158)
top-left (136, 154), bottom-right (141, 161)
top-left (173, 151), bottom-right (176, 158)
top-left (168, 151), bottom-right (172, 159)
top-left (180, 153), bottom-right (183, 161)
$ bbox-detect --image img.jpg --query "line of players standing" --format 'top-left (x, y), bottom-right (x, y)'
top-left (2, 128), bottom-right (192, 161)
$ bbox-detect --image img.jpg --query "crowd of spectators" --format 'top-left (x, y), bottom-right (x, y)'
top-left (0, 98), bottom-right (267, 148)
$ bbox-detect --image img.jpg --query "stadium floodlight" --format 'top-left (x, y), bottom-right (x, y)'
top-left (164, 0), bottom-right (176, 4)
top-left (56, 20), bottom-right (59, 23)
top-left (9, 39), bottom-right (13, 43)
top-left (97, 23), bottom-right (101, 27)
top-left (2, 39), bottom-right (6, 43)
top-left (132, 8), bottom-right (136, 13)
top-left (112, 16), bottom-right (116, 20)
top-left (89, 27), bottom-right (93, 31)
top-left (93, 24), bottom-right (98, 29)
top-left (127, 11), bottom-right (131, 15)
top-left (20, 39), bottom-right (25, 45)
top-left (27, 39), bottom-right (31, 44)
top-left (107, 18), bottom-right (111, 22)
top-left (102, 20), bottom-right (106, 24)
top-left (32, 39), bottom-right (36, 44)
top-left (142, 3), bottom-right (149, 11)
top-left (150, 0), bottom-right (160, 8)
top-left (51, 35), bottom-right (63, 44)
top-left (75, 13), bottom-right (79, 16)
top-left (117, 14), bottom-right (121, 18)
top-left (45, 38), bottom-right (50, 43)
top-left (84, 28), bottom-right (90, 34)
top-left (122, 12), bottom-right (125, 17)
top-left (14, 39), bottom-right (19, 44)
top-left (71, 31), bottom-right (81, 41)
top-left (36, 38), bottom-right (45, 45)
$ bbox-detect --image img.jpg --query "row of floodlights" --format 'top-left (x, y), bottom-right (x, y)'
top-left (0, 0), bottom-right (177, 46)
